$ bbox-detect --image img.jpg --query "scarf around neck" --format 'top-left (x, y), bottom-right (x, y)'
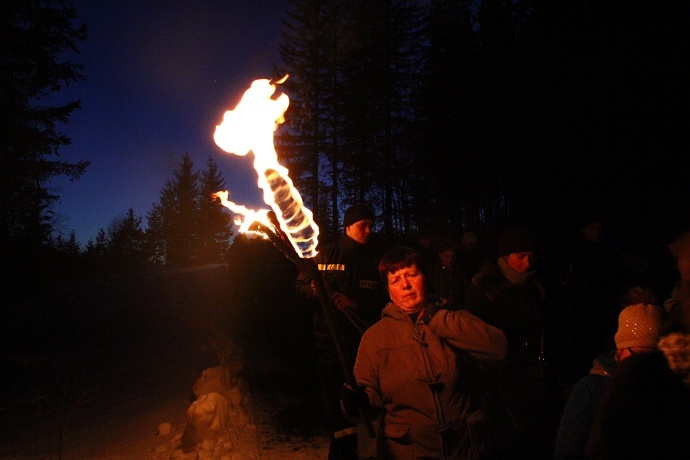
top-left (497, 256), bottom-right (535, 286)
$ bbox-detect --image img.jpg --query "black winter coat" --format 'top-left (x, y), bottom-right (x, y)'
top-left (296, 233), bottom-right (387, 339)
top-left (464, 260), bottom-right (545, 367)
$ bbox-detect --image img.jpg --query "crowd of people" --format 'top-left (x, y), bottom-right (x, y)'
top-left (229, 203), bottom-right (690, 459)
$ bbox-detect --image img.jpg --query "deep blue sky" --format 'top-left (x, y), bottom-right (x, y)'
top-left (49, 0), bottom-right (290, 245)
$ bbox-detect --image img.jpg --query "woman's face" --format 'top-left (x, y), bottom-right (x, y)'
top-left (505, 252), bottom-right (535, 273)
top-left (387, 264), bottom-right (425, 312)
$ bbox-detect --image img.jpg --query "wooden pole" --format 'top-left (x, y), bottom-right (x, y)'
top-left (251, 221), bottom-right (376, 438)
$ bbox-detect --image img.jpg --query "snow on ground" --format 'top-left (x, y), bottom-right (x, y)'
top-left (0, 265), bottom-right (330, 459)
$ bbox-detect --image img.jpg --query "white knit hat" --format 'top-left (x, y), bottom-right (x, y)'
top-left (614, 303), bottom-right (665, 349)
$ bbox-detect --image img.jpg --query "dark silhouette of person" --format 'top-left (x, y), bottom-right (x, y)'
top-left (295, 203), bottom-right (387, 460)
top-left (586, 229), bottom-right (690, 459)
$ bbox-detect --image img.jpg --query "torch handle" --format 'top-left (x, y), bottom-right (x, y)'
top-left (253, 221), bottom-right (376, 438)
top-left (303, 258), bottom-right (377, 439)
top-left (313, 276), bottom-right (371, 335)
top-left (260, 224), bottom-right (356, 377)
top-left (303, 259), bottom-right (355, 381)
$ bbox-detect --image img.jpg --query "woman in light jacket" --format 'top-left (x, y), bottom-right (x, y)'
top-left (342, 246), bottom-right (508, 459)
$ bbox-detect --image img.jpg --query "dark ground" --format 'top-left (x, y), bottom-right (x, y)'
top-left (0, 263), bottom-right (328, 459)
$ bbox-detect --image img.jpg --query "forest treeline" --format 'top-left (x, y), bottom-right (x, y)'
top-left (3, 1), bottom-right (689, 299)
top-left (274, 0), bottom-right (689, 242)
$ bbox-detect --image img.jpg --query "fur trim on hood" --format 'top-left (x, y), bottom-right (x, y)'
top-left (658, 332), bottom-right (690, 387)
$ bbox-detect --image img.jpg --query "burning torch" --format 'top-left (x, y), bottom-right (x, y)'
top-left (213, 77), bottom-right (374, 437)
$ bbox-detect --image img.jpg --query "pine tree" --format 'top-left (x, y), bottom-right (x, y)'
top-left (146, 154), bottom-right (200, 266)
top-left (107, 208), bottom-right (146, 271)
top-left (198, 156), bottom-right (234, 263)
top-left (0, 0), bottom-right (89, 248)
top-left (94, 228), bottom-right (108, 257)
top-left (414, 0), bottom-right (481, 231)
top-left (278, 0), bottom-right (343, 239)
top-left (83, 228), bottom-right (108, 273)
top-left (51, 229), bottom-right (80, 256)
top-left (337, 0), bottom-right (427, 235)
top-left (145, 201), bottom-right (167, 266)
top-left (279, 0), bottom-right (427, 238)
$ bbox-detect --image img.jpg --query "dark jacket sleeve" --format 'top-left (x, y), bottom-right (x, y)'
top-left (554, 376), bottom-right (602, 460)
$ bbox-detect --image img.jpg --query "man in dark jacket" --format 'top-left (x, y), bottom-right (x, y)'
top-left (296, 203), bottom-right (387, 460)
top-left (464, 224), bottom-right (557, 458)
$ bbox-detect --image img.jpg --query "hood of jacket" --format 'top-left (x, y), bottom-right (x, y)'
top-left (589, 350), bottom-right (617, 377)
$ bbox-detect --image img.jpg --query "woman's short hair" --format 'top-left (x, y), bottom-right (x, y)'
top-left (378, 246), bottom-right (425, 285)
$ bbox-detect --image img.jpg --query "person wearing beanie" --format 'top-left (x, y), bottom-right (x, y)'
top-left (496, 224), bottom-right (539, 259)
top-left (586, 231), bottom-right (690, 460)
top-left (613, 303), bottom-right (665, 354)
top-left (465, 225), bottom-right (544, 351)
top-left (295, 202), bottom-right (387, 460)
top-left (342, 203), bottom-right (375, 230)
top-left (555, 287), bottom-right (661, 460)
top-left (464, 224), bottom-right (557, 458)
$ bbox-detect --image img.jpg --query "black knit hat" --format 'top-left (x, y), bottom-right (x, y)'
top-left (497, 225), bottom-right (538, 257)
top-left (343, 203), bottom-right (375, 228)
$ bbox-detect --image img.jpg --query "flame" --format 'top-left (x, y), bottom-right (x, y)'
top-left (211, 191), bottom-right (273, 235)
top-left (214, 77), bottom-right (319, 258)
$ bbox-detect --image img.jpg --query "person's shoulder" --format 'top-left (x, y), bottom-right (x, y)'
top-left (315, 239), bottom-right (339, 258)
top-left (363, 317), bottom-right (387, 334)
top-left (575, 372), bottom-right (610, 397)
top-left (361, 310), bottom-right (397, 338)
top-left (610, 350), bottom-right (668, 386)
top-left (471, 260), bottom-right (505, 289)
top-left (476, 258), bottom-right (499, 274)
top-left (363, 234), bottom-right (389, 254)
top-left (568, 375), bottom-right (599, 401)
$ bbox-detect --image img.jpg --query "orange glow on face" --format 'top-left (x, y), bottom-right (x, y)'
top-left (387, 265), bottom-right (425, 313)
top-left (506, 252), bottom-right (534, 273)
top-left (345, 220), bottom-right (373, 245)
top-left (213, 77), bottom-right (319, 258)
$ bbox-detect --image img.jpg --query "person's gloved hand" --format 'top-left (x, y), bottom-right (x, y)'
top-left (332, 292), bottom-right (357, 311)
top-left (421, 302), bottom-right (442, 325)
top-left (340, 383), bottom-right (368, 417)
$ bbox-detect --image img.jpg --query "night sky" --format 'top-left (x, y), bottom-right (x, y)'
top-left (49, 0), bottom-right (290, 245)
